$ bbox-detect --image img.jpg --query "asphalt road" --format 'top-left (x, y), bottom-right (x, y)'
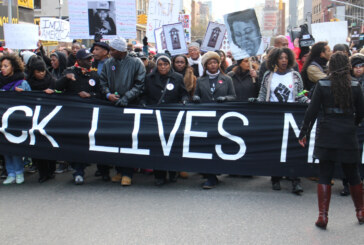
top-left (1, 165), bottom-right (363, 245)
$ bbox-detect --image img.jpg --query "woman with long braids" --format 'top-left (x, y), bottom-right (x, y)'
top-left (299, 52), bottom-right (364, 229)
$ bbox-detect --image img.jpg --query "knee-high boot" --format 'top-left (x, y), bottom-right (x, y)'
top-left (349, 183), bottom-right (364, 224)
top-left (316, 184), bottom-right (331, 229)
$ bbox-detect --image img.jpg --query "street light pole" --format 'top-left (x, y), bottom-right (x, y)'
top-left (8, 0), bottom-right (12, 23)
top-left (329, 0), bottom-right (364, 10)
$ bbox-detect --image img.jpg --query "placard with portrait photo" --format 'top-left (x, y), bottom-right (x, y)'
top-left (224, 9), bottom-right (263, 60)
top-left (201, 22), bottom-right (227, 52)
top-left (162, 23), bottom-right (188, 56)
top-left (154, 27), bottom-right (167, 53)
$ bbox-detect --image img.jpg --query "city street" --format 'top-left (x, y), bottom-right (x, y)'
top-left (1, 165), bottom-right (363, 245)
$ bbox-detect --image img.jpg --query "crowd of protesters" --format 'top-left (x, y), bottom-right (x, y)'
top-left (0, 36), bottom-right (364, 200)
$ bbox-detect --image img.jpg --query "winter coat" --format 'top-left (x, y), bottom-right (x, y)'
top-left (55, 66), bottom-right (100, 97)
top-left (257, 69), bottom-right (309, 103)
top-left (299, 79), bottom-right (364, 150)
top-left (228, 70), bottom-right (259, 101)
top-left (99, 55), bottom-right (146, 103)
top-left (142, 70), bottom-right (189, 105)
top-left (194, 73), bottom-right (236, 102)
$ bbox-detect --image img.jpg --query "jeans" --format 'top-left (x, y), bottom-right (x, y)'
top-left (71, 162), bottom-right (87, 177)
top-left (4, 155), bottom-right (24, 177)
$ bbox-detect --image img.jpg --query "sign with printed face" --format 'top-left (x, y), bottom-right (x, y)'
top-left (68, 0), bottom-right (136, 39)
top-left (224, 9), bottom-right (264, 60)
top-left (162, 22), bottom-right (187, 56)
top-left (201, 22), bottom-right (227, 52)
top-left (154, 27), bottom-right (166, 53)
top-left (39, 18), bottom-right (72, 42)
top-left (4, 23), bottom-right (38, 49)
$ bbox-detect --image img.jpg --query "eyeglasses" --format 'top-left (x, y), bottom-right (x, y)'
top-left (354, 63), bottom-right (364, 68)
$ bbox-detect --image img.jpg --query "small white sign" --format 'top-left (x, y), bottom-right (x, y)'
top-left (40, 18), bottom-right (72, 42)
top-left (201, 22), bottom-right (227, 52)
top-left (162, 23), bottom-right (188, 56)
top-left (311, 21), bottom-right (348, 49)
top-left (4, 24), bottom-right (39, 49)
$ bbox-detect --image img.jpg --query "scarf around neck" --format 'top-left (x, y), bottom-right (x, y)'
top-left (74, 62), bottom-right (92, 74)
top-left (188, 56), bottom-right (204, 77)
top-left (206, 70), bottom-right (220, 79)
top-left (0, 71), bottom-right (25, 90)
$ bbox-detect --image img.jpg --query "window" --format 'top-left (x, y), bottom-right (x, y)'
top-left (34, 0), bottom-right (41, 9)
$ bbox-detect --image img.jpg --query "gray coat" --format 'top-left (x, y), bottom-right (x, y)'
top-left (100, 55), bottom-right (146, 103)
top-left (194, 73), bottom-right (236, 102)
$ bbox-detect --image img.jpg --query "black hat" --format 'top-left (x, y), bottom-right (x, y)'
top-left (93, 42), bottom-right (110, 52)
top-left (137, 51), bottom-right (147, 59)
top-left (76, 49), bottom-right (93, 60)
top-left (350, 54), bottom-right (364, 68)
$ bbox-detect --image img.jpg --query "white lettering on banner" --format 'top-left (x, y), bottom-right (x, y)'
top-left (281, 113), bottom-right (301, 162)
top-left (156, 110), bottom-right (185, 156)
top-left (89, 107), bottom-right (119, 153)
top-left (120, 109), bottom-right (153, 155)
top-left (29, 106), bottom-right (62, 147)
top-left (0, 106), bottom-right (33, 144)
top-left (183, 111), bottom-right (216, 159)
top-left (308, 121), bottom-right (319, 164)
top-left (216, 112), bottom-right (249, 160)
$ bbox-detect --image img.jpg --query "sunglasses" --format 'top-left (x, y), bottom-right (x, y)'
top-left (354, 63), bottom-right (364, 68)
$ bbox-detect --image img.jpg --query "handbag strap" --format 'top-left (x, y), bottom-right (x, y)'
top-left (157, 78), bottom-right (170, 105)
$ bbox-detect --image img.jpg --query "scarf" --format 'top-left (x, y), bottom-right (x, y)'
top-left (312, 57), bottom-right (328, 69)
top-left (0, 72), bottom-right (25, 90)
top-left (74, 62), bottom-right (92, 74)
top-left (206, 70), bottom-right (220, 79)
top-left (188, 56), bottom-right (204, 77)
top-left (28, 72), bottom-right (55, 91)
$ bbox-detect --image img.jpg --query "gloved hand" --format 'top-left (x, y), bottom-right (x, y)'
top-left (192, 95), bottom-right (201, 103)
top-left (216, 96), bottom-right (227, 103)
top-left (248, 97), bottom-right (258, 103)
top-left (115, 96), bottom-right (128, 107)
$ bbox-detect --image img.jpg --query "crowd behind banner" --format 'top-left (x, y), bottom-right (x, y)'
top-left (0, 19), bottom-right (364, 195)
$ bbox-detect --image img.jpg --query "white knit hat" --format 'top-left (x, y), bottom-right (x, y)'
top-left (109, 37), bottom-right (127, 52)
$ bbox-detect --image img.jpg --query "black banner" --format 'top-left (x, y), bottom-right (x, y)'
top-left (1, 92), bottom-right (363, 177)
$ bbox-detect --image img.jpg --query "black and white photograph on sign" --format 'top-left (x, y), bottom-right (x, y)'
top-left (154, 27), bottom-right (167, 53)
top-left (224, 9), bottom-right (263, 60)
top-left (162, 23), bottom-right (188, 56)
top-left (88, 1), bottom-right (116, 36)
top-left (201, 22), bottom-right (227, 52)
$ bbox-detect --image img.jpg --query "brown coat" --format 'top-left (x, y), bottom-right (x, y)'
top-left (183, 67), bottom-right (197, 97)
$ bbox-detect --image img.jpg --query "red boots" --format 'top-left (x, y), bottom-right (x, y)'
top-left (349, 183), bottom-right (364, 224)
top-left (316, 184), bottom-right (331, 229)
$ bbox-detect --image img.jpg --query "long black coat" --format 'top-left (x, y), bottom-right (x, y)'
top-left (194, 73), bottom-right (236, 102)
top-left (299, 79), bottom-right (364, 150)
top-left (228, 70), bottom-right (259, 101)
top-left (142, 70), bottom-right (189, 105)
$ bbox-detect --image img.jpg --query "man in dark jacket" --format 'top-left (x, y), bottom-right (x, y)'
top-left (55, 49), bottom-right (101, 185)
top-left (100, 37), bottom-right (146, 186)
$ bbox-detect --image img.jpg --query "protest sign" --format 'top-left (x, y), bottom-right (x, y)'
top-left (68, 0), bottom-right (136, 39)
top-left (311, 21), bottom-right (348, 49)
top-left (154, 27), bottom-right (167, 52)
top-left (224, 9), bottom-right (264, 60)
top-left (179, 14), bottom-right (191, 43)
top-left (1, 92), bottom-right (364, 177)
top-left (146, 0), bottom-right (180, 42)
top-left (4, 24), bottom-right (39, 49)
top-left (39, 18), bottom-right (72, 42)
top-left (162, 23), bottom-right (188, 56)
top-left (201, 22), bottom-right (226, 52)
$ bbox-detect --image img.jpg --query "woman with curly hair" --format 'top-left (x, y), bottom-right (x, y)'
top-left (299, 52), bottom-right (364, 229)
top-left (0, 54), bottom-right (31, 185)
top-left (256, 47), bottom-right (309, 194)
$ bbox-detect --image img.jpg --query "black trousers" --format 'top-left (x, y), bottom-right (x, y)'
top-left (271, 176), bottom-right (300, 183)
top-left (319, 160), bottom-right (361, 186)
top-left (34, 159), bottom-right (56, 178)
top-left (154, 170), bottom-right (176, 179)
top-left (97, 164), bottom-right (110, 176)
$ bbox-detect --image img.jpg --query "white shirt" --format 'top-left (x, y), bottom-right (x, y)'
top-left (270, 72), bottom-right (294, 103)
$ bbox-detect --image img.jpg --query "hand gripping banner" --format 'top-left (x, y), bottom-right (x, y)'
top-left (0, 92), bottom-right (363, 177)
